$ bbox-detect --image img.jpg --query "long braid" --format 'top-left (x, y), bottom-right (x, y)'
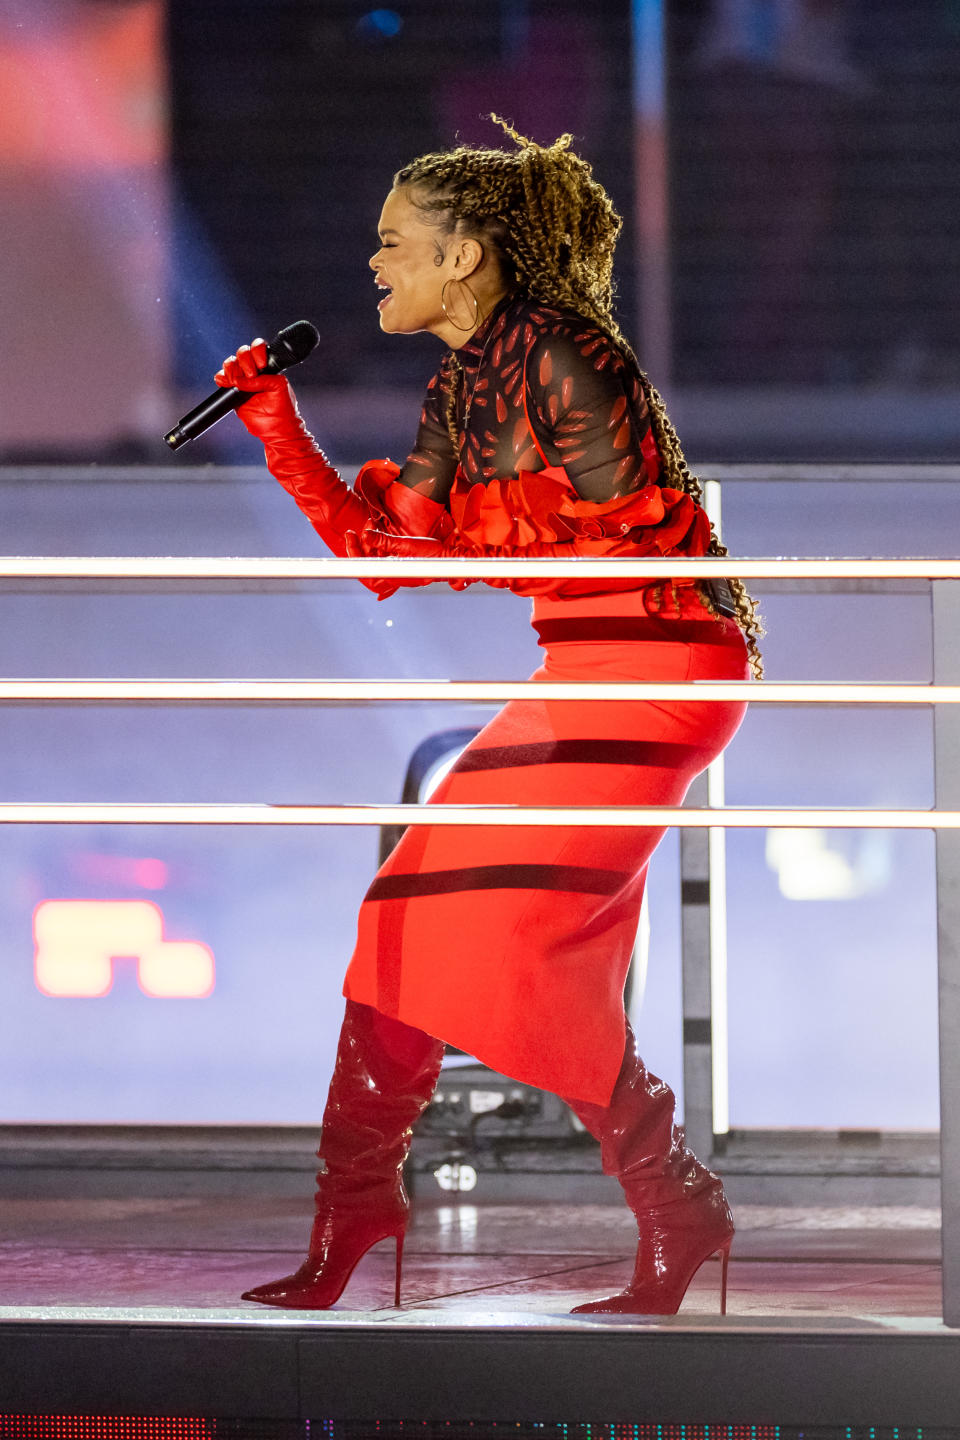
top-left (637, 372), bottom-right (764, 672)
top-left (441, 348), bottom-right (461, 451)
top-left (395, 119), bottom-right (764, 676)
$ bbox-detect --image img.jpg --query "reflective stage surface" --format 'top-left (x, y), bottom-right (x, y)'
top-left (1, 1197), bottom-right (958, 1429)
top-left (0, 1195), bottom-right (946, 1325)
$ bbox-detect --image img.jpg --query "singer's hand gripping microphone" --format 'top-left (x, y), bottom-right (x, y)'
top-left (163, 319), bottom-right (320, 450)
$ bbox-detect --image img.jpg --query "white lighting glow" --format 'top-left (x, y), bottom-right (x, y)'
top-left (33, 900), bottom-right (214, 998)
top-left (765, 828), bottom-right (894, 901)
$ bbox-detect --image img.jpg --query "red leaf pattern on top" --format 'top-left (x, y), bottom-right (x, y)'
top-left (386, 296), bottom-right (708, 570)
top-left (613, 456), bottom-right (635, 487)
top-left (337, 297), bottom-right (713, 605)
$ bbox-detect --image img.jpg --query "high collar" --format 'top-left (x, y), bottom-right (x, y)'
top-left (457, 291), bottom-right (521, 372)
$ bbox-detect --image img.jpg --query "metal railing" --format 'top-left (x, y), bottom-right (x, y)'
top-left (1, 546), bottom-right (958, 1325)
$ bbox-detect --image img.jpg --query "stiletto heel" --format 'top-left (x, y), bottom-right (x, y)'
top-left (571, 1203), bottom-right (734, 1316)
top-left (566, 1023), bottom-right (737, 1317)
top-left (241, 1001), bottom-right (444, 1311)
top-left (394, 1231), bottom-right (404, 1307)
top-left (242, 1210), bottom-right (409, 1310)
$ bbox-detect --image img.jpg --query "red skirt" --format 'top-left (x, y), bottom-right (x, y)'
top-left (343, 586), bottom-right (749, 1105)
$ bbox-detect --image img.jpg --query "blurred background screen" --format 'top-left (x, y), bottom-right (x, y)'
top-left (0, 0), bottom-right (956, 1130)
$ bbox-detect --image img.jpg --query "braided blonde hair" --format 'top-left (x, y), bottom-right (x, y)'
top-left (395, 117), bottom-right (764, 675)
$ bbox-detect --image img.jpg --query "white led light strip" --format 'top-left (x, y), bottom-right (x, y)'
top-left (702, 480), bottom-right (731, 1135)
top-left (1, 556), bottom-right (959, 580)
top-left (0, 803), bottom-right (955, 827)
top-left (706, 757), bottom-right (730, 1137)
top-left (1, 680), bottom-right (959, 704)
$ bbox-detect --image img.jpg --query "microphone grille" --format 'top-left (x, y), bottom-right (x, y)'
top-left (271, 319), bottom-right (320, 366)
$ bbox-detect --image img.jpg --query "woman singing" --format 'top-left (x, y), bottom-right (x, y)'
top-left (215, 120), bottom-right (762, 1315)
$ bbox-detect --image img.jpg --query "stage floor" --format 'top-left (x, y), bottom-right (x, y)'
top-left (0, 1194), bottom-right (946, 1323)
top-left (2, 1198), bottom-right (958, 1430)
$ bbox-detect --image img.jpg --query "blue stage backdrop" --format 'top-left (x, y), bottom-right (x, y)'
top-left (0, 468), bottom-right (946, 1128)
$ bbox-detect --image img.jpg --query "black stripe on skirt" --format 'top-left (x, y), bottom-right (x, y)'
top-left (453, 739), bottom-right (704, 772)
top-left (533, 617), bottom-right (730, 645)
top-left (366, 864), bottom-right (631, 902)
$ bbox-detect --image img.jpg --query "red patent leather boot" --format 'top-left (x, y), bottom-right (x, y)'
top-left (241, 1000), bottom-right (445, 1310)
top-left (565, 1022), bottom-right (733, 1315)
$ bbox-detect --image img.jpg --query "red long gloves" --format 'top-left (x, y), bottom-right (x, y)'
top-left (216, 341), bottom-right (407, 594)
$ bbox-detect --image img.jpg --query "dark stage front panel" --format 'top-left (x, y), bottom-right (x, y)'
top-left (0, 1423), bottom-right (958, 1440)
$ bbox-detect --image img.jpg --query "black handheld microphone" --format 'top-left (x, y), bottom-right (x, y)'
top-left (163, 319), bottom-right (320, 451)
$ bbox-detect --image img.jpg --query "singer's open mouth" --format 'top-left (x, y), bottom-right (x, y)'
top-left (377, 287), bottom-right (393, 310)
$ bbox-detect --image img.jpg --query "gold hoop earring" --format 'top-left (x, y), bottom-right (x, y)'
top-left (441, 277), bottom-right (481, 331)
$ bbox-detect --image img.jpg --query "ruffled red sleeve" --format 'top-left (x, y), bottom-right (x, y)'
top-left (354, 460), bottom-right (456, 542)
top-left (350, 460), bottom-right (710, 603)
top-left (447, 464), bottom-right (710, 599)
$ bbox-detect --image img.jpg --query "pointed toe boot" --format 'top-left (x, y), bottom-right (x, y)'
top-left (565, 1021), bottom-right (734, 1316)
top-left (570, 1185), bottom-right (733, 1315)
top-left (241, 1000), bottom-right (444, 1311)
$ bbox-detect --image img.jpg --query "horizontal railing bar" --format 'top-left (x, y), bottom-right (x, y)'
top-left (0, 803), bottom-right (954, 828)
top-left (0, 679), bottom-right (957, 705)
top-left (2, 463), bottom-right (959, 485)
top-left (0, 578), bottom-right (936, 598)
top-left (1, 556), bottom-right (960, 581)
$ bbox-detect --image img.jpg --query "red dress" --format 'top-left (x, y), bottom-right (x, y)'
top-left (288, 296), bottom-right (749, 1106)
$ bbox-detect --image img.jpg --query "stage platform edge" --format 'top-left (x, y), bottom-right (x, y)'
top-left (1, 1310), bottom-right (959, 1428)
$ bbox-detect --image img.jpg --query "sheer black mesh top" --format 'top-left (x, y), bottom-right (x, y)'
top-left (398, 294), bottom-right (661, 508)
